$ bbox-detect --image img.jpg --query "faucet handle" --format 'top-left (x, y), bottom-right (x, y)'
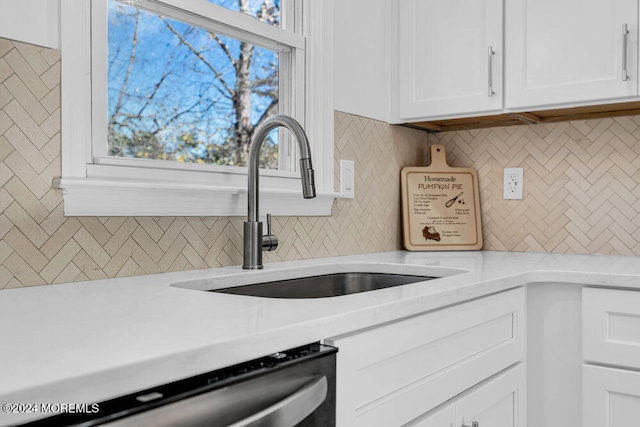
top-left (262, 213), bottom-right (278, 251)
top-left (266, 213), bottom-right (273, 236)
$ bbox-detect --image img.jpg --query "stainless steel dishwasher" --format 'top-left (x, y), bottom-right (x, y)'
top-left (21, 343), bottom-right (337, 427)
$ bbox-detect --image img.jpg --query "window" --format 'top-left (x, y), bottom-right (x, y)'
top-left (105, 0), bottom-right (286, 169)
top-left (58, 0), bottom-right (335, 216)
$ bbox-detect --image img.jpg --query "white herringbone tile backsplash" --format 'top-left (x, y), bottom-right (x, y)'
top-left (0, 38), bottom-right (429, 288)
top-left (431, 119), bottom-right (640, 255)
top-left (6, 36), bottom-right (640, 288)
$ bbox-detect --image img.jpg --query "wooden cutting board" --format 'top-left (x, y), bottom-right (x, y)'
top-left (401, 144), bottom-right (483, 251)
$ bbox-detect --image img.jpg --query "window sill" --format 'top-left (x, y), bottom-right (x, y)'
top-left (54, 177), bottom-right (338, 216)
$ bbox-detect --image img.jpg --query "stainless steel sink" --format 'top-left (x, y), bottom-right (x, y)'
top-left (210, 272), bottom-right (438, 299)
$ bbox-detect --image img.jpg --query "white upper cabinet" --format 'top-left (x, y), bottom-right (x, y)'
top-left (334, 0), bottom-right (392, 122)
top-left (0, 0), bottom-right (59, 49)
top-left (397, 0), bottom-right (504, 121)
top-left (505, 0), bottom-right (638, 110)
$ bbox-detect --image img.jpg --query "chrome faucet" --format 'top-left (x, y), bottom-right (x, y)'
top-left (243, 115), bottom-right (316, 269)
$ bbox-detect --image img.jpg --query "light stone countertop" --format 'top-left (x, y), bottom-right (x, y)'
top-left (3, 250), bottom-right (640, 425)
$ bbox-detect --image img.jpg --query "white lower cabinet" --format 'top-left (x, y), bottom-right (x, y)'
top-left (583, 287), bottom-right (640, 369)
top-left (407, 401), bottom-right (455, 427)
top-left (408, 363), bottom-right (526, 427)
top-left (455, 364), bottom-right (525, 427)
top-left (326, 287), bottom-right (525, 427)
top-left (583, 287), bottom-right (640, 426)
top-left (583, 365), bottom-right (640, 427)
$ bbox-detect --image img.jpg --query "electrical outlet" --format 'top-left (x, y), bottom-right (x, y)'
top-left (504, 168), bottom-right (523, 200)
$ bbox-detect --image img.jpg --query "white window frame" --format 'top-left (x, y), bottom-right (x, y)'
top-left (57, 0), bottom-right (336, 216)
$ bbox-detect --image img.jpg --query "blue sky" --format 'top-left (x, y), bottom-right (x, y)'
top-left (107, 0), bottom-right (280, 162)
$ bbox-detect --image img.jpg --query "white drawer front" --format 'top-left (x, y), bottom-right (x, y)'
top-left (583, 364), bottom-right (640, 427)
top-left (327, 287), bottom-right (525, 427)
top-left (406, 363), bottom-right (526, 427)
top-left (583, 287), bottom-right (640, 369)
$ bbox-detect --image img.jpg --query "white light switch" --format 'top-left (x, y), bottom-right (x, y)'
top-left (340, 160), bottom-right (355, 199)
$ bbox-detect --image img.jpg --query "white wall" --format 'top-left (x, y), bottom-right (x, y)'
top-left (0, 0), bottom-right (59, 49)
top-left (333, 0), bottom-right (391, 122)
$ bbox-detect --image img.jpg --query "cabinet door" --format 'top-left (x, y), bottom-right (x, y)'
top-left (456, 364), bottom-right (526, 427)
top-left (505, 0), bottom-right (638, 110)
top-left (406, 364), bottom-right (526, 427)
top-left (326, 288), bottom-right (525, 427)
top-left (397, 0), bottom-right (503, 121)
top-left (584, 365), bottom-right (640, 427)
top-left (583, 287), bottom-right (640, 370)
top-left (405, 402), bottom-right (455, 427)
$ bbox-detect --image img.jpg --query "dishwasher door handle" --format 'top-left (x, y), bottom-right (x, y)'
top-left (104, 374), bottom-right (329, 427)
top-left (230, 375), bottom-right (327, 427)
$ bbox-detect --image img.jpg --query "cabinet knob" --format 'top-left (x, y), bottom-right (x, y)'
top-left (462, 422), bottom-right (479, 427)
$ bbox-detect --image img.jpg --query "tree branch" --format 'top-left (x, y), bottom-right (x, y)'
top-left (160, 17), bottom-right (235, 98)
top-left (134, 40), bottom-right (182, 118)
top-left (211, 34), bottom-right (236, 66)
top-left (256, 0), bottom-right (279, 26)
top-left (255, 98), bottom-right (278, 129)
top-left (154, 97), bottom-right (215, 135)
top-left (110, 9), bottom-right (140, 128)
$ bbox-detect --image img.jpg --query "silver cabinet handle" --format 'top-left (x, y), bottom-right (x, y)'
top-left (488, 46), bottom-right (496, 97)
top-left (622, 24), bottom-right (630, 81)
top-left (462, 422), bottom-right (479, 427)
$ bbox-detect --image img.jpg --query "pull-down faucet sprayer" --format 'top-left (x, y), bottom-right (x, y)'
top-left (243, 115), bottom-right (316, 269)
